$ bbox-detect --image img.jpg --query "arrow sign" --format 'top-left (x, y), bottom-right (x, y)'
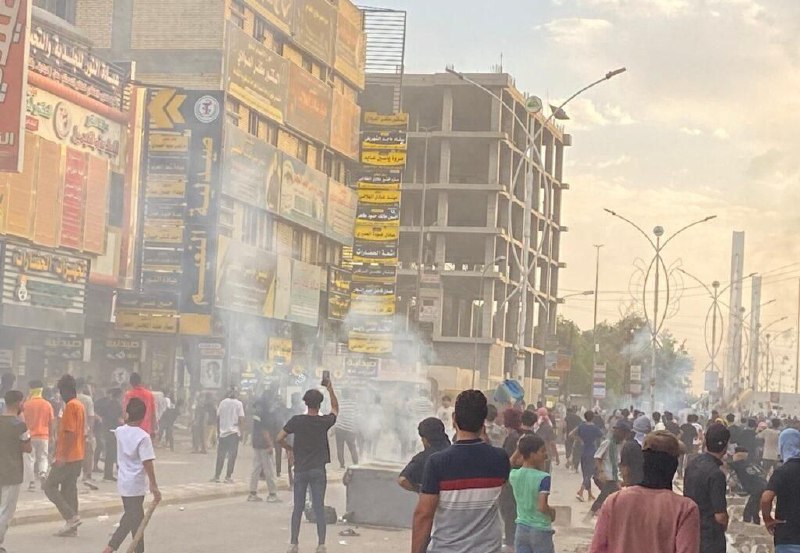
top-left (148, 89), bottom-right (187, 129)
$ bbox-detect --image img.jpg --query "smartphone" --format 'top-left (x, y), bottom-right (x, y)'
top-left (321, 370), bottom-right (331, 386)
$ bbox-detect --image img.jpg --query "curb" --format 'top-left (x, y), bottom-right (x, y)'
top-left (11, 482), bottom-right (291, 527)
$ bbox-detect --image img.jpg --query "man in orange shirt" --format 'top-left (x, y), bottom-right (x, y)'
top-left (22, 379), bottom-right (54, 490)
top-left (123, 373), bottom-right (157, 437)
top-left (44, 374), bottom-right (85, 537)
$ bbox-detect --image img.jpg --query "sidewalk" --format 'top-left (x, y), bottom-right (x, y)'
top-left (13, 434), bottom-right (298, 526)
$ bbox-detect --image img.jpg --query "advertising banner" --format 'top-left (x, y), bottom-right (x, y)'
top-left (286, 62), bottom-right (332, 143)
top-left (363, 112), bottom-right (409, 129)
top-left (348, 314), bottom-right (394, 335)
top-left (28, 23), bottom-right (126, 111)
top-left (361, 149), bottom-right (407, 168)
top-left (330, 92), bottom-right (360, 160)
top-left (592, 364), bottom-right (607, 399)
top-left (104, 338), bottom-right (142, 364)
top-left (357, 188), bottom-right (401, 205)
top-left (347, 335), bottom-right (392, 355)
top-left (225, 23), bottom-right (289, 124)
top-left (354, 223), bottom-right (399, 242)
top-left (114, 292), bottom-right (179, 334)
top-left (274, 255), bottom-right (291, 320)
top-left (25, 85), bottom-right (123, 168)
top-left (280, 154), bottom-right (327, 233)
top-left (198, 340), bottom-right (225, 389)
top-left (356, 203), bottom-right (399, 227)
top-left (222, 123), bottom-right (282, 212)
top-left (31, 138), bottom-right (62, 247)
top-left (327, 266), bottom-right (351, 321)
top-left (0, 0), bottom-right (31, 172)
top-left (325, 179), bottom-right (356, 246)
top-left (349, 297), bottom-right (395, 316)
top-left (351, 260), bottom-right (397, 283)
top-left (333, 0), bottom-right (365, 88)
top-left (288, 259), bottom-right (321, 326)
top-left (351, 281), bottom-right (394, 299)
top-left (215, 236), bottom-right (278, 318)
top-left (0, 242), bottom-right (89, 333)
top-left (353, 240), bottom-right (397, 264)
top-left (268, 337), bottom-right (292, 365)
top-left (356, 169), bottom-right (402, 190)
top-left (82, 156), bottom-right (110, 254)
top-left (244, 0), bottom-right (293, 34)
top-left (292, 0), bottom-right (336, 65)
top-left (4, 135), bottom-right (37, 239)
top-left (60, 148), bottom-right (87, 250)
top-left (344, 356), bottom-right (379, 379)
top-left (361, 130), bottom-right (407, 151)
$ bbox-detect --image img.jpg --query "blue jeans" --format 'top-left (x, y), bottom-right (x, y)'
top-left (291, 467), bottom-right (327, 545)
top-left (776, 546), bottom-right (800, 553)
top-left (515, 524), bottom-right (555, 553)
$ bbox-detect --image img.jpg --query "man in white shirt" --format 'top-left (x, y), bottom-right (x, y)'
top-left (436, 396), bottom-right (454, 432)
top-left (212, 388), bottom-right (245, 483)
top-left (103, 398), bottom-right (160, 553)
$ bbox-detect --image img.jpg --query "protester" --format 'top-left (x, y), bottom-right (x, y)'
top-left (500, 408), bottom-right (524, 549)
top-left (248, 391), bottom-right (280, 503)
top-left (191, 392), bottom-right (209, 454)
top-left (204, 393), bottom-right (218, 449)
top-left (738, 419), bottom-right (758, 460)
top-left (0, 390), bottom-right (31, 551)
top-left (534, 407), bottom-right (559, 472)
top-left (509, 435), bottom-right (556, 553)
top-left (95, 388), bottom-right (123, 482)
top-left (571, 411), bottom-right (604, 503)
top-left (75, 378), bottom-right (97, 485)
top-left (102, 398), bottom-right (161, 553)
top-left (123, 373), bottom-right (157, 438)
top-left (652, 411), bottom-right (665, 431)
top-left (22, 380), bottom-right (54, 491)
top-left (729, 447), bottom-right (768, 525)
top-left (684, 423), bottom-right (730, 553)
top-left (564, 406), bottom-right (582, 470)
top-left (212, 387), bottom-right (245, 483)
top-left (761, 428), bottom-right (800, 553)
top-left (411, 390), bottom-right (510, 553)
top-left (278, 379), bottom-right (339, 553)
top-left (44, 374), bottom-right (86, 537)
top-left (159, 397), bottom-right (179, 452)
top-left (589, 419), bottom-right (628, 517)
top-left (334, 388), bottom-right (359, 469)
top-left (759, 419), bottom-right (782, 476)
top-left (663, 411), bottom-right (681, 437)
top-left (398, 417), bottom-right (451, 493)
top-left (590, 431), bottom-right (700, 553)
top-left (484, 404), bottom-right (506, 448)
top-left (436, 395), bottom-right (454, 431)
top-left (0, 374), bottom-right (15, 412)
top-left (678, 414), bottom-right (699, 477)
top-left (620, 415), bottom-right (651, 487)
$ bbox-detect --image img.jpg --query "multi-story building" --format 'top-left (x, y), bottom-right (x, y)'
top-left (363, 72), bottom-right (570, 397)
top-left (73, 0), bottom-right (364, 392)
top-left (0, 4), bottom-right (139, 383)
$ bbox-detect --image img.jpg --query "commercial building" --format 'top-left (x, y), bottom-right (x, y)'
top-left (72, 0), bottom-right (364, 392)
top-left (363, 72), bottom-right (571, 396)
top-left (0, 4), bottom-right (140, 383)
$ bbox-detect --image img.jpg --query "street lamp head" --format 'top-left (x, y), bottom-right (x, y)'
top-left (445, 67), bottom-right (465, 80)
top-left (582, 290), bottom-right (595, 296)
top-left (605, 67), bottom-right (627, 80)
top-left (653, 226), bottom-right (665, 237)
top-left (712, 281), bottom-right (720, 289)
top-left (494, 255), bottom-right (507, 263)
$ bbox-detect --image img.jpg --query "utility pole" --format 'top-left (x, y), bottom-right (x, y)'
top-left (414, 131), bottom-right (432, 325)
top-left (796, 278), bottom-right (799, 393)
top-left (592, 245), bottom-right (603, 371)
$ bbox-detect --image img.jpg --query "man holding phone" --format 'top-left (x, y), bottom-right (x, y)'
top-left (277, 375), bottom-right (339, 553)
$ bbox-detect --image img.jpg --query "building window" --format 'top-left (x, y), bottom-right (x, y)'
top-left (302, 57), bottom-right (313, 72)
top-left (298, 141), bottom-right (309, 164)
top-left (266, 120), bottom-right (279, 146)
top-left (254, 16), bottom-right (267, 43)
top-left (34, 0), bottom-right (76, 24)
top-left (226, 99), bottom-right (241, 127)
top-left (248, 111), bottom-right (260, 136)
top-left (230, 0), bottom-right (246, 28)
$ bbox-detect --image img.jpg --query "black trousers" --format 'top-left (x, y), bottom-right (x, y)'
top-left (498, 482), bottom-right (517, 546)
top-left (108, 496), bottom-right (145, 553)
top-left (104, 429), bottom-right (117, 480)
top-left (335, 429), bottom-right (359, 468)
top-left (43, 460), bottom-right (82, 521)
top-left (744, 488), bottom-right (764, 524)
top-left (214, 434), bottom-right (240, 479)
top-left (591, 480), bottom-right (620, 514)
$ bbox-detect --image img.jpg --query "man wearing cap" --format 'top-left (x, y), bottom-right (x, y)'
top-left (620, 415), bottom-right (651, 487)
top-left (590, 419), bottom-right (629, 517)
top-left (761, 428), bottom-right (800, 553)
top-left (398, 417), bottom-right (451, 493)
top-left (684, 423), bottom-right (731, 553)
top-left (590, 431), bottom-right (700, 553)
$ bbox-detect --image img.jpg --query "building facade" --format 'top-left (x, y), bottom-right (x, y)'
top-left (73, 0), bottom-right (364, 393)
top-left (363, 72), bottom-right (571, 396)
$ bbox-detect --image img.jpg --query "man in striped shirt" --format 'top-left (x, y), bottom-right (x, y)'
top-left (412, 390), bottom-right (510, 553)
top-left (335, 389), bottom-right (359, 469)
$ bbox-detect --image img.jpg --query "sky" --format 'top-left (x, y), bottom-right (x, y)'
top-left (370, 0), bottom-right (800, 394)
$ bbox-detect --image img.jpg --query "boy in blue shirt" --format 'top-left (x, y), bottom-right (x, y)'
top-left (510, 434), bottom-right (556, 553)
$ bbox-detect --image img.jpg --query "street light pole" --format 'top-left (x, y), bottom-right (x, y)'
top-left (604, 210), bottom-right (716, 411)
top-left (473, 255), bottom-right (507, 389)
top-left (592, 244), bottom-right (603, 372)
top-left (415, 129), bottom-right (434, 325)
top-left (796, 278), bottom-right (800, 393)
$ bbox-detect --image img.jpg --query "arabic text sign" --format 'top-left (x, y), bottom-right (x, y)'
top-left (226, 23), bottom-right (289, 124)
top-left (333, 0), bottom-right (365, 88)
top-left (292, 0), bottom-right (336, 65)
top-left (222, 123), bottom-right (282, 213)
top-left (286, 62), bottom-right (332, 143)
top-left (280, 154), bottom-right (327, 233)
top-left (325, 179), bottom-right (357, 245)
top-left (330, 91), bottom-right (360, 159)
top-left (0, 0), bottom-right (30, 173)
top-left (288, 259), bottom-right (321, 326)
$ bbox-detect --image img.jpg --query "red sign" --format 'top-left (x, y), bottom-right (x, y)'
top-left (60, 148), bottom-right (87, 249)
top-left (0, 0), bottom-right (31, 172)
top-left (82, 155), bottom-right (109, 254)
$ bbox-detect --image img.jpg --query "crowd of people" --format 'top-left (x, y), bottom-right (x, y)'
top-left (2, 368), bottom-right (800, 553)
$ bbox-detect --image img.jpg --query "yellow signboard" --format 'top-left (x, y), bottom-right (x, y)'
top-left (363, 112), bottom-right (409, 128)
top-left (348, 335), bottom-right (393, 354)
top-left (354, 224), bottom-right (399, 241)
top-left (350, 298), bottom-right (396, 316)
top-left (115, 311), bottom-right (179, 334)
top-left (361, 149), bottom-right (407, 168)
top-left (357, 189), bottom-right (401, 205)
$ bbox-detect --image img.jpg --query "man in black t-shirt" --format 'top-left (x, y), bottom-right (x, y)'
top-left (663, 411), bottom-right (680, 437)
top-left (0, 390), bottom-right (31, 550)
top-left (762, 428), bottom-right (800, 550)
top-left (278, 381), bottom-right (339, 553)
top-left (95, 388), bottom-right (123, 482)
top-left (248, 392), bottom-right (280, 503)
top-left (398, 418), bottom-right (451, 492)
top-left (679, 416), bottom-right (699, 478)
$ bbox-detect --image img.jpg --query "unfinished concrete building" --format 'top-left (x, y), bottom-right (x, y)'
top-left (363, 72), bottom-right (571, 396)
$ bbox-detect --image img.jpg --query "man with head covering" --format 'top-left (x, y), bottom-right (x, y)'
top-left (684, 423), bottom-right (730, 553)
top-left (589, 420), bottom-right (630, 518)
top-left (398, 418), bottom-right (451, 493)
top-left (590, 431), bottom-right (699, 553)
top-left (620, 415), bottom-right (651, 487)
top-left (761, 428), bottom-right (800, 552)
top-left (534, 407), bottom-right (559, 472)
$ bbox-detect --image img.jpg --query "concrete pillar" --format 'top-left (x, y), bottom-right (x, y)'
top-left (485, 192), bottom-right (498, 229)
top-left (490, 94), bottom-right (502, 132)
top-left (442, 87), bottom-right (454, 132)
top-left (488, 141), bottom-right (499, 185)
top-left (439, 140), bottom-right (451, 183)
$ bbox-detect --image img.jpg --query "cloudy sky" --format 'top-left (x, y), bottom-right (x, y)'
top-left (373, 0), bottom-right (800, 393)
